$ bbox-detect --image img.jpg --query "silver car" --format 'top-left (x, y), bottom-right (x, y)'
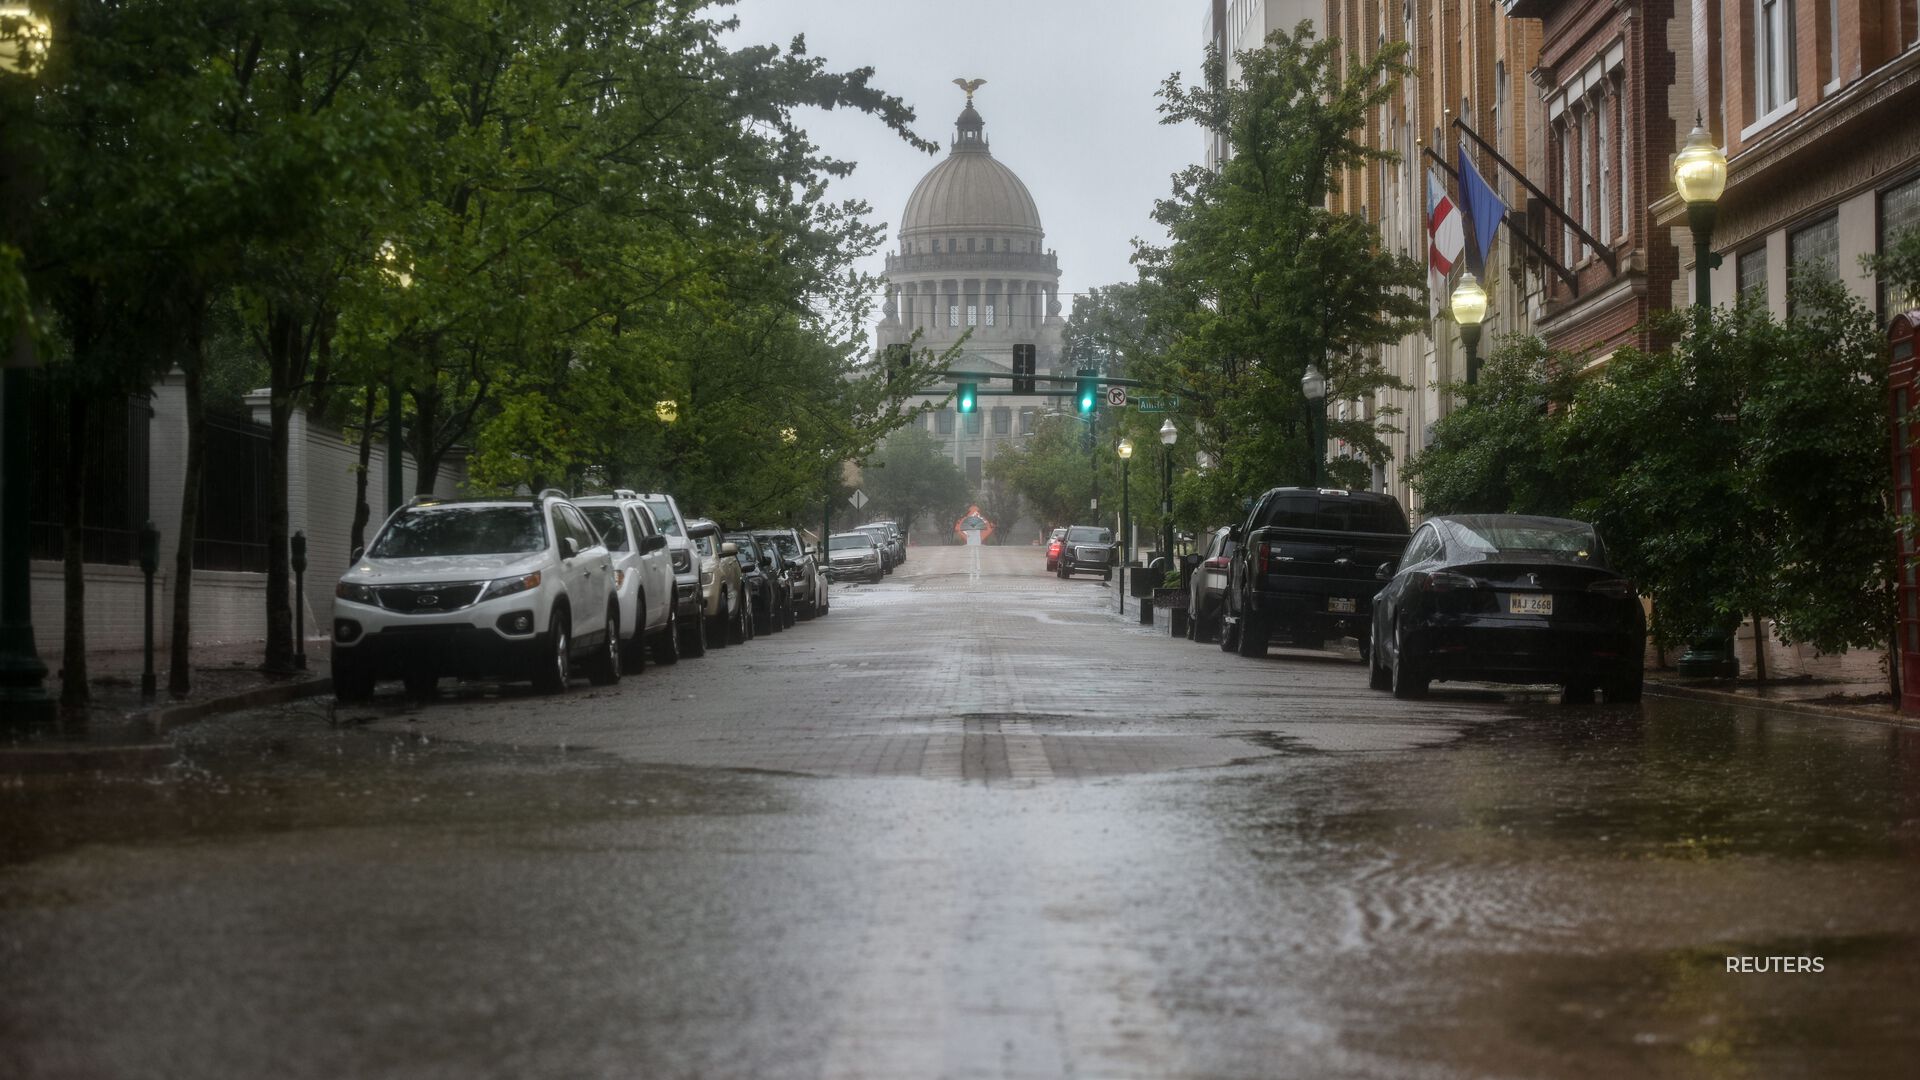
top-left (826, 531), bottom-right (884, 584)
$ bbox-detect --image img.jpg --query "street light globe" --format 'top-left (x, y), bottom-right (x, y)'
top-left (1301, 364), bottom-right (1327, 403)
top-left (1158, 418), bottom-right (1177, 446)
top-left (1673, 118), bottom-right (1727, 206)
top-left (0, 5), bottom-right (52, 76)
top-left (1116, 437), bottom-right (1133, 460)
top-left (779, 427), bottom-right (798, 445)
top-left (654, 399), bottom-right (679, 424)
top-left (1450, 272), bottom-right (1489, 327)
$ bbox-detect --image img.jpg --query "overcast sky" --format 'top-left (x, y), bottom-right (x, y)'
top-left (722, 0), bottom-right (1203, 323)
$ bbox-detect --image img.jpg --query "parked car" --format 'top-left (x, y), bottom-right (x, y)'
top-left (1056, 525), bottom-right (1116, 580)
top-left (635, 491), bottom-right (708, 657)
top-left (1222, 487), bottom-right (1410, 659)
top-left (853, 523), bottom-right (895, 574)
top-left (726, 532), bottom-right (787, 635)
top-left (576, 495), bottom-right (680, 669)
top-left (1045, 527), bottom-right (1066, 572)
top-left (1183, 525), bottom-right (1236, 643)
top-left (825, 531), bottom-right (884, 583)
top-left (753, 528), bottom-right (828, 620)
top-left (685, 517), bottom-right (752, 646)
top-left (1368, 514), bottom-right (1645, 703)
top-left (332, 490), bottom-right (619, 701)
top-left (868, 520), bottom-right (907, 564)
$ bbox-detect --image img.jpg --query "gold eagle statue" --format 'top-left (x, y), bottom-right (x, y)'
top-left (953, 78), bottom-right (986, 106)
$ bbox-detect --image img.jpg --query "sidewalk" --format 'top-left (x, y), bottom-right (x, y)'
top-left (0, 637), bottom-right (334, 772)
top-left (1645, 665), bottom-right (1912, 727)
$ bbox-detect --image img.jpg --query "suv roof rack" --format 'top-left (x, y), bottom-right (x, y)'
top-left (535, 487), bottom-right (569, 501)
top-left (611, 488), bottom-right (638, 499)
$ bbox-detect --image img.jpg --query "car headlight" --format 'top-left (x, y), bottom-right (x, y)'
top-left (335, 581), bottom-right (379, 605)
top-left (481, 570), bottom-right (542, 601)
top-left (670, 549), bottom-right (691, 573)
top-left (700, 569), bottom-right (714, 585)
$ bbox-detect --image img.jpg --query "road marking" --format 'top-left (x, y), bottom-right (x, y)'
top-left (967, 543), bottom-right (981, 590)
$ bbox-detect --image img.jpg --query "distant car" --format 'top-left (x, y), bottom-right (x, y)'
top-left (754, 528), bottom-right (829, 619)
top-left (853, 524), bottom-right (895, 574)
top-left (1184, 525), bottom-right (1235, 643)
top-left (868, 520), bottom-right (907, 564)
top-left (1045, 527), bottom-right (1066, 572)
top-left (575, 495), bottom-right (680, 669)
top-left (686, 517), bottom-right (752, 646)
top-left (725, 532), bottom-right (787, 636)
top-left (825, 531), bottom-right (884, 584)
top-left (1056, 525), bottom-right (1116, 580)
top-left (332, 490), bottom-right (619, 700)
top-left (1368, 514), bottom-right (1645, 703)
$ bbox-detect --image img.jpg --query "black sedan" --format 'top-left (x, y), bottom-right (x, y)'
top-left (1368, 514), bottom-right (1644, 703)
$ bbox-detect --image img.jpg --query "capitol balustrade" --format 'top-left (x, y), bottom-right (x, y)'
top-left (883, 250), bottom-right (1059, 275)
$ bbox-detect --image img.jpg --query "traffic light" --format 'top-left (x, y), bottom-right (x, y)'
top-left (1012, 344), bottom-right (1036, 393)
top-left (1075, 369), bottom-right (1097, 415)
top-left (956, 382), bottom-right (977, 413)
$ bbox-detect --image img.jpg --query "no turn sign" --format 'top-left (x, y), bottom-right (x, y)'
top-left (1105, 385), bottom-right (1127, 408)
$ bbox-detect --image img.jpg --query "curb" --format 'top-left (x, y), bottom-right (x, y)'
top-left (1645, 679), bottom-right (1916, 729)
top-left (1, 676), bottom-right (333, 776)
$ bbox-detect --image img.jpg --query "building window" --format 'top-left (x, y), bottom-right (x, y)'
top-left (967, 238), bottom-right (975, 253)
top-left (1788, 214), bottom-right (1838, 314)
top-left (1737, 246), bottom-right (1768, 306)
top-left (1880, 175), bottom-right (1920, 316)
top-left (1018, 407), bottom-right (1036, 434)
top-left (1614, 76), bottom-right (1629, 239)
top-left (947, 238), bottom-right (957, 253)
top-left (948, 305), bottom-right (959, 327)
top-left (1558, 121), bottom-right (1574, 261)
top-left (935, 409), bottom-right (954, 435)
top-left (966, 456), bottom-right (982, 486)
top-left (991, 406), bottom-right (1010, 434)
top-left (1825, 0), bottom-right (1840, 92)
top-left (1756, 0), bottom-right (1798, 118)
top-left (1596, 95), bottom-right (1611, 245)
top-left (985, 304), bottom-right (995, 326)
top-left (964, 411), bottom-right (981, 434)
top-left (966, 304), bottom-right (977, 326)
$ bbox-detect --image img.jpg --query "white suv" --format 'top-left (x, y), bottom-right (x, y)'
top-left (332, 491), bottom-right (619, 700)
top-left (574, 495), bottom-right (679, 670)
top-left (636, 491), bottom-right (709, 656)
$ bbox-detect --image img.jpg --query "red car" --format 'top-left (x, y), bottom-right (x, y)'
top-left (1045, 528), bottom-right (1066, 572)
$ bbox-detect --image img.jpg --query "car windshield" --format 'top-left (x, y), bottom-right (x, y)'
top-left (641, 497), bottom-right (681, 537)
top-left (579, 507), bottom-right (628, 551)
top-left (761, 535), bottom-right (800, 557)
top-left (729, 538), bottom-right (759, 562)
top-left (370, 506), bottom-right (545, 558)
top-left (692, 534), bottom-right (715, 556)
top-left (1254, 495), bottom-right (1408, 534)
top-left (1449, 519), bottom-right (1604, 564)
top-left (1065, 527), bottom-right (1111, 544)
top-left (829, 535), bottom-right (872, 551)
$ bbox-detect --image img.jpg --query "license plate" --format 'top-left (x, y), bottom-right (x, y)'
top-left (1327, 596), bottom-right (1356, 613)
top-left (1510, 594), bottom-right (1553, 615)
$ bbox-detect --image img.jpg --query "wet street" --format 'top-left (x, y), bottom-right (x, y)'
top-left (4, 544), bottom-right (1920, 1078)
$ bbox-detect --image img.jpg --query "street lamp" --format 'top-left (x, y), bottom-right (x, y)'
top-left (1300, 364), bottom-right (1328, 488)
top-left (1450, 272), bottom-right (1489, 385)
top-left (1116, 437), bottom-right (1133, 614)
top-left (1158, 419), bottom-right (1177, 565)
top-left (1673, 114), bottom-right (1736, 679)
top-left (378, 241), bottom-right (411, 515)
top-left (0, 3), bottom-right (54, 725)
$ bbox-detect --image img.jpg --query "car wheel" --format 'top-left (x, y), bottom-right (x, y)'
top-left (653, 602), bottom-right (681, 664)
top-left (728, 593), bottom-right (749, 644)
top-left (1103, 569), bottom-right (1113, 581)
top-left (403, 669), bottom-right (438, 701)
top-left (783, 599), bottom-right (796, 629)
top-left (1390, 622), bottom-right (1428, 699)
top-left (1605, 665), bottom-right (1643, 704)
top-left (1219, 615), bottom-right (1240, 653)
top-left (333, 656), bottom-right (376, 703)
top-left (1560, 681), bottom-right (1596, 705)
top-left (753, 595), bottom-right (773, 635)
top-left (1236, 616), bottom-right (1267, 658)
top-left (586, 600), bottom-right (622, 686)
top-left (533, 608), bottom-right (571, 693)
top-left (681, 602), bottom-right (708, 657)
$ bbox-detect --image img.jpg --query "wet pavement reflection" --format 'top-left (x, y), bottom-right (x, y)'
top-left (2, 547), bottom-right (1918, 1078)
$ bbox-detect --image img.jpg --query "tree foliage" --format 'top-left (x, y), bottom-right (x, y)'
top-left (861, 425), bottom-right (970, 540)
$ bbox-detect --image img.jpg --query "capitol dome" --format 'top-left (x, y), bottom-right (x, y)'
top-left (898, 102), bottom-right (1045, 249)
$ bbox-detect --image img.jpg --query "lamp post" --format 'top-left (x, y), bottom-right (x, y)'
top-left (1672, 114), bottom-right (1735, 679)
top-left (379, 242), bottom-right (412, 516)
top-left (139, 520), bottom-right (159, 700)
top-left (1450, 272), bottom-right (1489, 385)
top-left (1157, 419), bottom-right (1177, 565)
top-left (0, 3), bottom-right (55, 726)
top-left (1300, 364), bottom-right (1328, 488)
top-left (290, 530), bottom-right (308, 670)
top-left (1117, 438), bottom-right (1132, 614)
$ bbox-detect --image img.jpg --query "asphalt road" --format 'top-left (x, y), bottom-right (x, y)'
top-left (4, 544), bottom-right (1919, 1078)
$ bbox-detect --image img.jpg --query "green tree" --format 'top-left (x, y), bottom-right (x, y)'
top-left (862, 425), bottom-right (970, 540)
top-left (1404, 336), bottom-right (1583, 516)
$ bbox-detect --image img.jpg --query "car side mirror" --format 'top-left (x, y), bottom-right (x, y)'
top-left (1180, 553), bottom-right (1202, 574)
top-left (561, 537), bottom-right (581, 559)
top-left (641, 534), bottom-right (668, 555)
top-left (350, 545), bottom-right (364, 563)
top-left (1375, 560), bottom-right (1398, 581)
top-left (720, 541), bottom-right (738, 557)
top-left (1226, 524), bottom-right (1242, 543)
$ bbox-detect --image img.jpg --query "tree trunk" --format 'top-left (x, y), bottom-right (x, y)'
top-left (349, 387), bottom-right (375, 555)
top-left (1751, 611), bottom-right (1769, 683)
top-left (410, 383), bottom-right (442, 495)
top-left (60, 388), bottom-right (89, 709)
top-left (168, 332), bottom-right (205, 698)
top-left (262, 383), bottom-right (294, 671)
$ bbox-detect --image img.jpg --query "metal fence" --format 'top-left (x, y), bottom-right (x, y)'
top-left (26, 380), bottom-right (150, 565)
top-left (193, 414), bottom-right (271, 572)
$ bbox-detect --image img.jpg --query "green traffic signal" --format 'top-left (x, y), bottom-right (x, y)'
top-left (1076, 375), bottom-right (1096, 414)
top-left (956, 382), bottom-right (977, 413)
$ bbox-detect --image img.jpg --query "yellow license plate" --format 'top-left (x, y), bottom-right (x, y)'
top-left (1510, 594), bottom-right (1553, 615)
top-left (1327, 597), bottom-right (1356, 613)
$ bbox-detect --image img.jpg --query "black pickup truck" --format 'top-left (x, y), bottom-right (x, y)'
top-left (1220, 487), bottom-right (1411, 660)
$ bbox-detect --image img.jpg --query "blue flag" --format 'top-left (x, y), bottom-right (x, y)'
top-left (1457, 145), bottom-right (1508, 279)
